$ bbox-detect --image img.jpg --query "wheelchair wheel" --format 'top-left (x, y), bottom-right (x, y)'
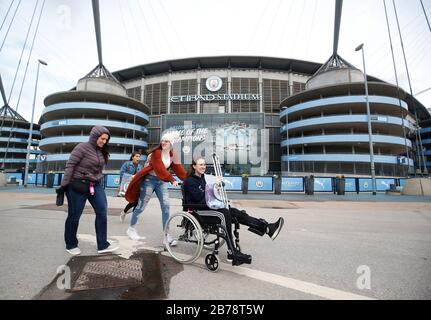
top-left (164, 211), bottom-right (204, 264)
top-left (205, 253), bottom-right (220, 272)
top-left (203, 233), bottom-right (225, 251)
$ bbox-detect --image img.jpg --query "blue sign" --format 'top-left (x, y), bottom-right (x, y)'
top-left (358, 178), bottom-right (372, 192)
top-left (281, 177), bottom-right (304, 192)
top-left (376, 178), bottom-right (395, 191)
top-left (248, 177), bottom-right (273, 191)
top-left (314, 177), bottom-right (332, 192)
top-left (5, 173), bottom-right (22, 183)
top-left (344, 178), bottom-right (356, 192)
top-left (26, 173), bottom-right (37, 185)
top-left (223, 176), bottom-right (242, 191)
top-left (399, 179), bottom-right (406, 187)
top-left (105, 174), bottom-right (121, 188)
top-left (36, 173), bottom-right (44, 185)
top-left (54, 174), bottom-right (61, 186)
top-left (359, 178), bottom-right (395, 192)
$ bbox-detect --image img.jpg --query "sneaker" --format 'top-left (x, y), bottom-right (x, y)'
top-left (226, 251), bottom-right (233, 263)
top-left (66, 247), bottom-right (81, 256)
top-left (267, 217), bottom-right (284, 240)
top-left (120, 211), bottom-right (126, 223)
top-left (164, 234), bottom-right (178, 247)
top-left (127, 226), bottom-right (145, 241)
top-left (98, 244), bottom-right (119, 254)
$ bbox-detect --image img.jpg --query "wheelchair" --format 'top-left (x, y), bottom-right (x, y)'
top-left (163, 188), bottom-right (241, 272)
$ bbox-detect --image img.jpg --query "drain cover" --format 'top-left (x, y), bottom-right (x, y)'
top-left (71, 259), bottom-right (143, 291)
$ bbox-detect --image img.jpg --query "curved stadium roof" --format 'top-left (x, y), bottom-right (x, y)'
top-left (109, 55), bottom-right (429, 121)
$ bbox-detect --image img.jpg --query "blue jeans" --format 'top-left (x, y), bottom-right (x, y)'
top-left (130, 175), bottom-right (170, 229)
top-left (65, 183), bottom-right (110, 251)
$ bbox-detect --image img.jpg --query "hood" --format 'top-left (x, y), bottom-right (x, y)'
top-left (89, 126), bottom-right (110, 146)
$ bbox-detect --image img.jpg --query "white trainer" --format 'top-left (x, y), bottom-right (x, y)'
top-left (165, 234), bottom-right (178, 247)
top-left (98, 244), bottom-right (119, 254)
top-left (127, 226), bottom-right (145, 241)
top-left (66, 247), bottom-right (81, 256)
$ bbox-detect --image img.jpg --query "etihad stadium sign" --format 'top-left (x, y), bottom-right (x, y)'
top-left (169, 93), bottom-right (262, 103)
top-left (170, 75), bottom-right (261, 103)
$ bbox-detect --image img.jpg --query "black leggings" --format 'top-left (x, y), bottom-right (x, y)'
top-left (123, 201), bottom-right (138, 213)
top-left (217, 207), bottom-right (267, 238)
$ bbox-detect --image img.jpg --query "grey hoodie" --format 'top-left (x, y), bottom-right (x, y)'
top-left (60, 126), bottom-right (110, 187)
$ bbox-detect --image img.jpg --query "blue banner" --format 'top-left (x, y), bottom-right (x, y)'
top-left (314, 177), bottom-right (332, 192)
top-left (344, 178), bottom-right (356, 192)
top-left (376, 178), bottom-right (395, 191)
top-left (223, 176), bottom-right (242, 191)
top-left (105, 174), bottom-right (121, 188)
top-left (281, 177), bottom-right (304, 192)
top-left (248, 177), bottom-right (273, 191)
top-left (358, 178), bottom-right (372, 192)
top-left (54, 174), bottom-right (61, 186)
top-left (359, 178), bottom-right (395, 192)
top-left (5, 173), bottom-right (22, 183)
top-left (36, 173), bottom-right (44, 185)
top-left (26, 173), bottom-right (37, 185)
top-left (399, 179), bottom-right (406, 187)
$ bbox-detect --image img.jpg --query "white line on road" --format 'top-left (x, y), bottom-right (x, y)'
top-left (77, 233), bottom-right (376, 300)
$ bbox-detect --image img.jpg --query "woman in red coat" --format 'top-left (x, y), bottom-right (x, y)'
top-left (125, 132), bottom-right (187, 245)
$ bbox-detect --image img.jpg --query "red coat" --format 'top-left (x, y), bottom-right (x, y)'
top-left (125, 149), bottom-right (187, 203)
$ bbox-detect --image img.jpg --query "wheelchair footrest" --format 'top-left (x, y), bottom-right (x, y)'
top-left (232, 254), bottom-right (252, 266)
top-left (247, 227), bottom-right (265, 236)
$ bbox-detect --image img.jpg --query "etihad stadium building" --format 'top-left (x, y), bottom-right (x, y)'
top-left (37, 56), bottom-right (430, 177)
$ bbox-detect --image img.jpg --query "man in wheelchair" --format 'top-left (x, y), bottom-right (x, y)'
top-left (182, 157), bottom-right (284, 266)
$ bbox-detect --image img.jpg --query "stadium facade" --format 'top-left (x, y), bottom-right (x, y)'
top-left (280, 55), bottom-right (428, 177)
top-left (36, 56), bottom-right (430, 177)
top-left (37, 64), bottom-right (149, 172)
top-left (0, 104), bottom-right (41, 172)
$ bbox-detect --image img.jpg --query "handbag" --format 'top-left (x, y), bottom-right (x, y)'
top-left (70, 179), bottom-right (91, 194)
top-left (204, 175), bottom-right (226, 210)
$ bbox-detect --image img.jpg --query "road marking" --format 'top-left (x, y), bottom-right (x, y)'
top-left (77, 233), bottom-right (375, 300)
top-left (161, 251), bottom-right (376, 300)
top-left (220, 263), bottom-right (375, 300)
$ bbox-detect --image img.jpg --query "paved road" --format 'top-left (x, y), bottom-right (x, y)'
top-left (0, 187), bottom-right (430, 300)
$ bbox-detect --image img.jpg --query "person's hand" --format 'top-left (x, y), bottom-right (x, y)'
top-left (56, 185), bottom-right (67, 194)
top-left (215, 176), bottom-right (223, 185)
top-left (171, 181), bottom-right (179, 187)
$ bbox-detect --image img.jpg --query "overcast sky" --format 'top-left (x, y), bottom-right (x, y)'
top-left (1, 0), bottom-right (430, 123)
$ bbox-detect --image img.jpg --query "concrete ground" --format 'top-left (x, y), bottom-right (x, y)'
top-left (0, 186), bottom-right (430, 300)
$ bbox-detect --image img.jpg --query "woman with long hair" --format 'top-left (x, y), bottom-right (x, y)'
top-left (56, 126), bottom-right (118, 255)
top-left (183, 157), bottom-right (284, 266)
top-left (125, 131), bottom-right (187, 245)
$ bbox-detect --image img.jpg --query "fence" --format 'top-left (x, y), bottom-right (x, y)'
top-left (4, 172), bottom-right (405, 194)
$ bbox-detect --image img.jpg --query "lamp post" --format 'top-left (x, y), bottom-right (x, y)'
top-left (282, 106), bottom-right (290, 175)
top-left (24, 59), bottom-right (47, 188)
top-left (355, 43), bottom-right (377, 195)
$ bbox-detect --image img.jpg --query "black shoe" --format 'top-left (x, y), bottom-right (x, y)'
top-left (231, 250), bottom-right (252, 266)
top-left (267, 217), bottom-right (284, 240)
top-left (227, 252), bottom-right (233, 263)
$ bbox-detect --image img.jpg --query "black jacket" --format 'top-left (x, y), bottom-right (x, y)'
top-left (183, 174), bottom-right (208, 209)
